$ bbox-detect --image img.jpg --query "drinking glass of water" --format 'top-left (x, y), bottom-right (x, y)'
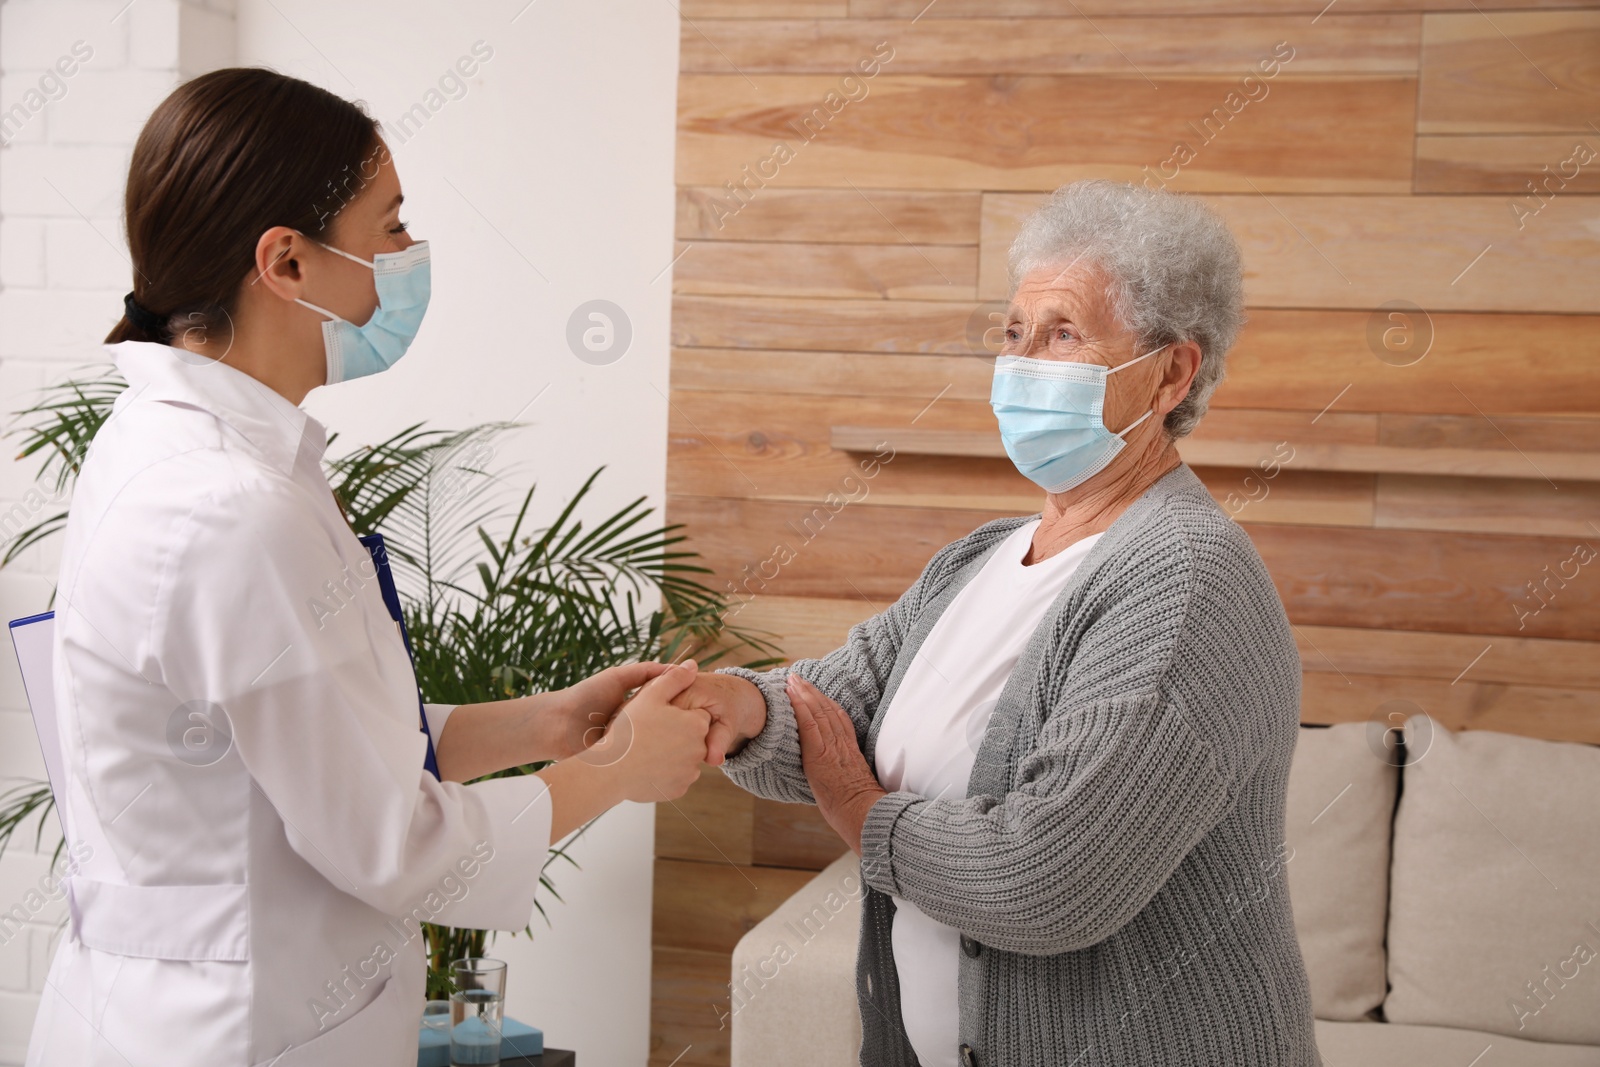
top-left (450, 957), bottom-right (507, 1066)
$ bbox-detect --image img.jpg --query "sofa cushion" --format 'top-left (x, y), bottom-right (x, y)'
top-left (1315, 1020), bottom-right (1600, 1066)
top-left (1386, 717), bottom-right (1600, 1046)
top-left (1285, 722), bottom-right (1398, 1020)
top-left (729, 851), bottom-right (864, 1067)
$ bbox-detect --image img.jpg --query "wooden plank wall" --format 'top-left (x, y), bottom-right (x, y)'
top-left (653, 4), bottom-right (1600, 1063)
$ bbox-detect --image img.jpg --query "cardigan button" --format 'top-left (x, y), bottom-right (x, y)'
top-left (960, 934), bottom-right (982, 958)
top-left (959, 1043), bottom-right (978, 1067)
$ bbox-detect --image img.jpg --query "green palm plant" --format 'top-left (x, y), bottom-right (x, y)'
top-left (2, 366), bottom-right (780, 1000)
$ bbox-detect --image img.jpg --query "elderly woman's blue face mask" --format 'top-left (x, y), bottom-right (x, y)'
top-left (990, 345), bottom-right (1163, 494)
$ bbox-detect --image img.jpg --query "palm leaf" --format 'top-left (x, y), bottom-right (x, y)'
top-left (0, 783), bottom-right (64, 867)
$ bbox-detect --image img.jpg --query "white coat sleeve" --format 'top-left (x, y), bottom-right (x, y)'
top-left (155, 482), bottom-right (551, 929)
top-left (422, 703), bottom-right (457, 754)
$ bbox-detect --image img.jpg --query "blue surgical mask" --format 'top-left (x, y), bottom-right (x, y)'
top-left (295, 238), bottom-right (431, 385)
top-left (990, 345), bottom-right (1164, 493)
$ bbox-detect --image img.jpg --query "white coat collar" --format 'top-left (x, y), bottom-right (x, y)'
top-left (107, 341), bottom-right (326, 475)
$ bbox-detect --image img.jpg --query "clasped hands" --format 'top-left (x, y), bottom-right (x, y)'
top-left (551, 661), bottom-right (887, 852)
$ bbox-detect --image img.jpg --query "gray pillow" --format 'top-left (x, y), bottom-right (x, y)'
top-left (1286, 723), bottom-right (1398, 1020)
top-left (1385, 717), bottom-right (1600, 1044)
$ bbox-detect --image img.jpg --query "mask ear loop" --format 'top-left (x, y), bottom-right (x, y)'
top-left (1113, 407), bottom-right (1156, 439)
top-left (290, 232), bottom-right (376, 323)
top-left (1106, 343), bottom-right (1168, 438)
top-left (1104, 343), bottom-right (1167, 375)
top-left (293, 297), bottom-right (349, 324)
top-left (298, 231), bottom-right (378, 270)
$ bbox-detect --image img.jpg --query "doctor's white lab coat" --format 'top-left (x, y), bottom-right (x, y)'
top-left (26, 342), bottom-right (554, 1066)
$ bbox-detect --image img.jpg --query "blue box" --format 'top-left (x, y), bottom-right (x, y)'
top-left (418, 1015), bottom-right (544, 1066)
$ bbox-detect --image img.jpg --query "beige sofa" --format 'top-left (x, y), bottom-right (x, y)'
top-left (728, 717), bottom-right (1600, 1066)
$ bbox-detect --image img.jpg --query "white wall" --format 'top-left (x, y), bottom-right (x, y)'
top-left (0, 0), bottom-right (681, 1062)
top-left (0, 2), bottom-right (236, 1059)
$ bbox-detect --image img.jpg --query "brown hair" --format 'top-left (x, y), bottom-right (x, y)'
top-left (108, 68), bottom-right (384, 345)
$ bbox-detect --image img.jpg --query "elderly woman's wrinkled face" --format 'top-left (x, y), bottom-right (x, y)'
top-left (1003, 261), bottom-right (1134, 367)
top-left (1002, 262), bottom-right (1166, 449)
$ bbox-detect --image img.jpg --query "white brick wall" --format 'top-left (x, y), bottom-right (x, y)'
top-left (0, 1), bottom-right (234, 1056)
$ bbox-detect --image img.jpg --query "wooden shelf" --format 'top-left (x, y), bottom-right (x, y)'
top-left (830, 426), bottom-right (1600, 483)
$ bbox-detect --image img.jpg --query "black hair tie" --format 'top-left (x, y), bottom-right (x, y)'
top-left (123, 292), bottom-right (166, 334)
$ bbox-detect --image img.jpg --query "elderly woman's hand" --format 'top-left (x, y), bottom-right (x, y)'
top-left (788, 674), bottom-right (888, 855)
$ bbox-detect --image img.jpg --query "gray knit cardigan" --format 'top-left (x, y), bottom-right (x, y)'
top-left (719, 463), bottom-right (1320, 1067)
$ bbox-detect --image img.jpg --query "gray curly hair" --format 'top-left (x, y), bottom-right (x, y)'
top-left (1006, 180), bottom-right (1245, 438)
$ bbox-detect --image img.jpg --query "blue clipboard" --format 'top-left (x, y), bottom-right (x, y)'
top-left (8, 610), bottom-right (67, 839)
top-left (360, 533), bottom-right (442, 781)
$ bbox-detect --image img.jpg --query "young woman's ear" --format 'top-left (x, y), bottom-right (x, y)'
top-left (252, 227), bottom-right (307, 303)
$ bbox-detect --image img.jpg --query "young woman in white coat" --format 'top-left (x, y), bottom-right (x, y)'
top-left (26, 68), bottom-right (713, 1067)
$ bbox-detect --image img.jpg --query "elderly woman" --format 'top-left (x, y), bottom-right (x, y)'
top-left (679, 179), bottom-right (1318, 1066)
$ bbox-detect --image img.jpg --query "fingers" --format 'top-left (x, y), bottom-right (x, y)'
top-left (704, 719), bottom-right (736, 767)
top-left (798, 676), bottom-right (843, 717)
top-left (789, 675), bottom-right (842, 767)
top-left (668, 674), bottom-right (711, 711)
top-left (790, 682), bottom-right (823, 755)
top-left (631, 658), bottom-right (700, 708)
top-left (673, 707), bottom-right (711, 795)
top-left (608, 660), bottom-right (675, 692)
top-left (788, 675), bottom-right (848, 753)
top-left (818, 694), bottom-right (856, 749)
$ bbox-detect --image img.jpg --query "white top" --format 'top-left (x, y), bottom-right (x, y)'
top-left (873, 520), bottom-right (1103, 1067)
top-left (29, 341), bottom-right (553, 1067)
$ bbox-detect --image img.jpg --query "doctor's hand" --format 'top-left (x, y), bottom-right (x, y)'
top-left (669, 670), bottom-right (767, 766)
top-left (584, 659), bottom-right (710, 803)
top-left (543, 661), bottom-right (676, 761)
top-left (537, 661), bottom-right (710, 840)
top-left (788, 675), bottom-right (886, 855)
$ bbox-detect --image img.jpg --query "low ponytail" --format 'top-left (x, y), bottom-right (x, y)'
top-left (109, 291), bottom-right (170, 345)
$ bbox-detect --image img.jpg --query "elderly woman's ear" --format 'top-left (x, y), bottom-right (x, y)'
top-left (1157, 340), bottom-right (1204, 422)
